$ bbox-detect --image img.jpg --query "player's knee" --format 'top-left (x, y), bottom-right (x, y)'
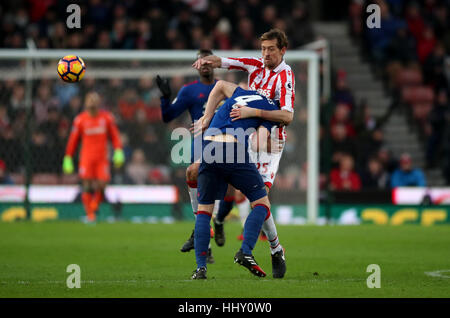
top-left (235, 189), bottom-right (244, 201)
top-left (186, 164), bottom-right (199, 182)
top-left (82, 181), bottom-right (93, 193)
top-left (226, 185), bottom-right (236, 197)
top-left (251, 196), bottom-right (270, 210)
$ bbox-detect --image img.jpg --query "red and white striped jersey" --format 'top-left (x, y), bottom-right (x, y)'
top-left (220, 56), bottom-right (295, 141)
top-left (220, 57), bottom-right (295, 113)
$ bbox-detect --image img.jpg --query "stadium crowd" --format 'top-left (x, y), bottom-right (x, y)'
top-left (349, 0), bottom-right (450, 184)
top-left (0, 0), bottom-right (444, 192)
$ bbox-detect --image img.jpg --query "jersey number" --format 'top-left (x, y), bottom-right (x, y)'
top-left (233, 95), bottom-right (263, 107)
top-left (256, 162), bottom-right (269, 173)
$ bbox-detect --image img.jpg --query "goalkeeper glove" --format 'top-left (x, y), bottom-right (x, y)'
top-left (113, 148), bottom-right (125, 168)
top-left (62, 155), bottom-right (74, 174)
top-left (156, 75), bottom-right (171, 100)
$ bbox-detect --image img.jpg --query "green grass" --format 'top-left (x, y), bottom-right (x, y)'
top-left (0, 221), bottom-right (449, 298)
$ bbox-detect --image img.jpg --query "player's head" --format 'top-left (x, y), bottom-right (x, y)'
top-left (85, 91), bottom-right (100, 113)
top-left (260, 28), bottom-right (288, 70)
top-left (197, 49), bottom-right (214, 77)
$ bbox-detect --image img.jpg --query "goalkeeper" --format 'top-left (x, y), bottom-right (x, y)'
top-left (63, 92), bottom-right (125, 222)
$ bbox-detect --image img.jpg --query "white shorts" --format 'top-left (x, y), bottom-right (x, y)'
top-left (248, 132), bottom-right (285, 189)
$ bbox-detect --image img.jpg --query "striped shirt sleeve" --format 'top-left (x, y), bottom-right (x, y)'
top-left (220, 57), bottom-right (263, 73)
top-left (275, 69), bottom-right (295, 112)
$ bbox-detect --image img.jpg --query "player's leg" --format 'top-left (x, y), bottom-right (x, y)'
top-left (228, 163), bottom-right (271, 277)
top-left (79, 159), bottom-right (96, 222)
top-left (213, 185), bottom-right (236, 246)
top-left (259, 153), bottom-right (286, 278)
top-left (81, 179), bottom-right (96, 222)
top-left (89, 160), bottom-right (111, 219)
top-left (191, 163), bottom-right (227, 279)
top-left (186, 162), bottom-right (200, 214)
top-left (181, 162), bottom-right (199, 252)
top-left (91, 180), bottom-right (107, 217)
top-left (183, 162), bottom-right (215, 263)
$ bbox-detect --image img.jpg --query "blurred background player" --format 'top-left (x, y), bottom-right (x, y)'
top-left (63, 92), bottom-right (125, 222)
top-left (193, 29), bottom-right (294, 278)
top-left (157, 49), bottom-right (217, 263)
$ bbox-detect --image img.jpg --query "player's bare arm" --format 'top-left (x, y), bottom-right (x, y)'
top-left (192, 55), bottom-right (222, 69)
top-left (230, 106), bottom-right (294, 126)
top-left (194, 80), bottom-right (238, 135)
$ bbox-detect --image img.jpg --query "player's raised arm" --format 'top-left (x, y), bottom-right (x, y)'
top-left (193, 80), bottom-right (237, 135)
top-left (192, 55), bottom-right (222, 69)
top-left (157, 79), bottom-right (192, 123)
top-left (203, 80), bottom-right (237, 120)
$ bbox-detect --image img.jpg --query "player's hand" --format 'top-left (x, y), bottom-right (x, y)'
top-left (230, 105), bottom-right (259, 121)
top-left (155, 75), bottom-right (171, 99)
top-left (192, 58), bottom-right (213, 70)
top-left (62, 155), bottom-right (74, 174)
top-left (192, 115), bottom-right (212, 137)
top-left (113, 149), bottom-right (125, 169)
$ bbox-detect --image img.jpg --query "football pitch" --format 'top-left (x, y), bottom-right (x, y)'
top-left (0, 221), bottom-right (449, 298)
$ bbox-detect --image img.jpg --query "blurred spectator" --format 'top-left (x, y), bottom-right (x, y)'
top-left (286, 2), bottom-right (314, 47)
top-left (365, 1), bottom-right (406, 65)
top-left (125, 148), bottom-right (151, 185)
top-left (330, 102), bottom-right (356, 137)
top-left (376, 147), bottom-right (399, 174)
top-left (0, 159), bottom-right (14, 185)
top-left (330, 123), bottom-right (357, 165)
top-left (63, 96), bottom-right (83, 121)
top-left (30, 130), bottom-right (54, 173)
top-left (422, 42), bottom-right (448, 90)
top-left (33, 83), bottom-right (59, 125)
top-left (9, 83), bottom-right (26, 119)
top-left (425, 89), bottom-right (449, 168)
top-left (360, 157), bottom-right (389, 189)
top-left (386, 24), bottom-right (418, 65)
top-left (390, 153), bottom-right (426, 187)
top-left (329, 154), bottom-right (362, 191)
top-left (118, 88), bottom-right (146, 122)
top-left (0, 104), bottom-right (10, 134)
top-left (0, 127), bottom-right (22, 172)
top-left (333, 70), bottom-right (355, 109)
top-left (416, 24), bottom-right (436, 63)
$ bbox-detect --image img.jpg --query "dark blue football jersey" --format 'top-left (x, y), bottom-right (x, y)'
top-left (160, 79), bottom-right (217, 123)
top-left (205, 87), bottom-right (279, 141)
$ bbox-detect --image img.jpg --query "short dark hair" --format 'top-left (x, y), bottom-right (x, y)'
top-left (260, 28), bottom-right (288, 49)
top-left (197, 49), bottom-right (213, 58)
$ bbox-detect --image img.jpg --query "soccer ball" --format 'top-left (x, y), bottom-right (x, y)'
top-left (57, 55), bottom-right (86, 83)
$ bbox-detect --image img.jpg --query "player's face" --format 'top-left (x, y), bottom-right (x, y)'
top-left (261, 39), bottom-right (286, 70)
top-left (85, 93), bottom-right (100, 112)
top-left (198, 54), bottom-right (213, 77)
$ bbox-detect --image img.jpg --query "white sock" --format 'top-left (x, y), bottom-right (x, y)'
top-left (262, 214), bottom-right (282, 254)
top-left (187, 185), bottom-right (198, 215)
top-left (212, 200), bottom-right (220, 217)
top-left (236, 198), bottom-right (250, 227)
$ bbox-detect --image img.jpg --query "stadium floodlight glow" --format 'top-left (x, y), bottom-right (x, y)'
top-left (0, 48), bottom-right (320, 224)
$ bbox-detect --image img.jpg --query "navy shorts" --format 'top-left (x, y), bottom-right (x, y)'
top-left (197, 141), bottom-right (267, 205)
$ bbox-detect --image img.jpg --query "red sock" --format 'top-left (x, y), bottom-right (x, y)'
top-left (90, 190), bottom-right (104, 213)
top-left (82, 192), bottom-right (95, 221)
